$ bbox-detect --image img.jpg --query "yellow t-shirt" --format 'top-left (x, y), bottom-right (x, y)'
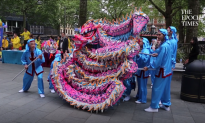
top-left (11, 36), bottom-right (21, 49)
top-left (35, 39), bottom-right (41, 49)
top-left (2, 39), bottom-right (9, 48)
top-left (20, 31), bottom-right (31, 40)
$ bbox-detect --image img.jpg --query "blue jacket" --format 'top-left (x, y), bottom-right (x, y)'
top-left (21, 48), bottom-right (45, 76)
top-left (169, 38), bottom-right (178, 69)
top-left (150, 41), bottom-right (172, 78)
top-left (134, 38), bottom-right (150, 78)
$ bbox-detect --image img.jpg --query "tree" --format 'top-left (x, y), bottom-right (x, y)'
top-left (79, 0), bottom-right (87, 27)
top-left (147, 0), bottom-right (182, 28)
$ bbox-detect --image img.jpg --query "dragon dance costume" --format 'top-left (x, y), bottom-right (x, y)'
top-left (20, 39), bottom-right (45, 97)
top-left (134, 37), bottom-right (150, 104)
top-left (50, 8), bottom-right (150, 112)
top-left (145, 29), bottom-right (172, 112)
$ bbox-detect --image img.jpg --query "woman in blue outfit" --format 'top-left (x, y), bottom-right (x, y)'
top-left (47, 52), bottom-right (61, 93)
top-left (134, 37), bottom-right (150, 104)
top-left (19, 39), bottom-right (45, 98)
top-left (144, 29), bottom-right (172, 112)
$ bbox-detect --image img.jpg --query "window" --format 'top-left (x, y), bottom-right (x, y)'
top-left (71, 30), bottom-right (73, 35)
top-left (149, 18), bottom-right (154, 24)
top-left (158, 18), bottom-right (164, 24)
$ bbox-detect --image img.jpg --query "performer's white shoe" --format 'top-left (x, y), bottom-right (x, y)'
top-left (124, 96), bottom-right (130, 101)
top-left (50, 89), bottom-right (55, 93)
top-left (160, 105), bottom-right (170, 111)
top-left (135, 100), bottom-right (142, 104)
top-left (144, 107), bottom-right (158, 112)
top-left (18, 89), bottom-right (24, 93)
top-left (40, 94), bottom-right (45, 98)
top-left (159, 101), bottom-right (162, 105)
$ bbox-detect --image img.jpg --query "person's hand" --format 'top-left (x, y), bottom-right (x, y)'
top-left (152, 53), bottom-right (158, 57)
top-left (1, 47), bottom-right (3, 51)
top-left (39, 54), bottom-right (42, 59)
top-left (144, 67), bottom-right (148, 71)
top-left (25, 65), bottom-right (28, 69)
top-left (152, 46), bottom-right (155, 51)
top-left (184, 59), bottom-right (189, 64)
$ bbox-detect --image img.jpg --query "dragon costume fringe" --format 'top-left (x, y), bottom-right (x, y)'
top-left (50, 7), bottom-right (149, 113)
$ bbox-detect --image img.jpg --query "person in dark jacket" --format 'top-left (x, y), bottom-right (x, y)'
top-left (59, 32), bottom-right (68, 59)
top-left (185, 37), bottom-right (199, 64)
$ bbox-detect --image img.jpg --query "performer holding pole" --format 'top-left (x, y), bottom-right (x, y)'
top-left (134, 37), bottom-right (150, 104)
top-left (19, 39), bottom-right (45, 98)
top-left (144, 29), bottom-right (172, 112)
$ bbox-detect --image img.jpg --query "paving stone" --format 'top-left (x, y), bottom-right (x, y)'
top-left (36, 119), bottom-right (59, 123)
top-left (173, 115), bottom-right (195, 123)
top-left (61, 116), bottom-right (86, 123)
top-left (171, 110), bottom-right (192, 117)
top-left (115, 102), bottom-right (136, 114)
top-left (36, 101), bottom-right (63, 113)
top-left (132, 110), bottom-right (153, 123)
top-left (190, 112), bottom-right (205, 123)
top-left (9, 97), bottom-right (35, 106)
top-left (186, 102), bottom-right (205, 113)
top-left (16, 110), bottom-right (48, 123)
top-left (109, 111), bottom-right (133, 122)
top-left (85, 114), bottom-right (110, 123)
top-left (0, 112), bottom-right (23, 123)
top-left (153, 111), bottom-right (173, 120)
top-left (44, 107), bottom-right (74, 122)
top-left (153, 118), bottom-right (174, 123)
top-left (11, 105), bottom-right (34, 115)
top-left (0, 93), bottom-right (11, 98)
top-left (69, 110), bottom-right (92, 119)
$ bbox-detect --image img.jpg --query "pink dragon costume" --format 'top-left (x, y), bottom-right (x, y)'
top-left (50, 8), bottom-right (149, 113)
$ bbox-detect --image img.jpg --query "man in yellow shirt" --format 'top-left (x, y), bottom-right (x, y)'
top-left (20, 28), bottom-right (30, 49)
top-left (1, 36), bottom-right (9, 50)
top-left (11, 33), bottom-right (21, 50)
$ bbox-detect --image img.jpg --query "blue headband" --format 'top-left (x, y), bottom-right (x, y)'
top-left (169, 26), bottom-right (178, 42)
top-left (25, 39), bottom-right (37, 52)
top-left (159, 29), bottom-right (169, 41)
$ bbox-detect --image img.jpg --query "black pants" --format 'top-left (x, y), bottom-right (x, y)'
top-left (22, 40), bottom-right (28, 49)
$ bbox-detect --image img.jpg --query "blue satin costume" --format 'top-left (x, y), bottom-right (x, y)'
top-left (48, 53), bottom-right (61, 89)
top-left (148, 29), bottom-right (172, 109)
top-left (160, 26), bottom-right (178, 106)
top-left (21, 39), bottom-right (45, 94)
top-left (149, 39), bottom-right (157, 85)
top-left (134, 38), bottom-right (150, 103)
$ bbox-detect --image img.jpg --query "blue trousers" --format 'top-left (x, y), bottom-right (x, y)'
top-left (150, 70), bottom-right (155, 85)
top-left (23, 72), bottom-right (44, 94)
top-left (48, 74), bottom-right (54, 89)
top-left (137, 77), bottom-right (148, 103)
top-left (123, 76), bottom-right (136, 96)
top-left (150, 74), bottom-right (170, 109)
top-left (161, 73), bottom-right (172, 106)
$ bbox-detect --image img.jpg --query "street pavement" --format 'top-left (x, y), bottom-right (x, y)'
top-left (0, 62), bottom-right (205, 123)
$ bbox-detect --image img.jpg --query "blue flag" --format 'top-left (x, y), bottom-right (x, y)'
top-left (0, 27), bottom-right (3, 47)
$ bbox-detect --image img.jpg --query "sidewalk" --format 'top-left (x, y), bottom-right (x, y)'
top-left (0, 62), bottom-right (205, 123)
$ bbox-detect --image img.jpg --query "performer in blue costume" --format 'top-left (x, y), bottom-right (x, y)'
top-left (144, 29), bottom-right (172, 112)
top-left (149, 39), bottom-right (157, 88)
top-left (19, 39), bottom-right (45, 98)
top-left (158, 26), bottom-right (178, 111)
top-left (47, 51), bottom-right (61, 93)
top-left (123, 75), bottom-right (136, 101)
top-left (134, 37), bottom-right (150, 104)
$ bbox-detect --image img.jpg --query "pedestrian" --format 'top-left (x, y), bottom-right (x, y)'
top-left (35, 35), bottom-right (41, 49)
top-left (11, 33), bottom-right (21, 50)
top-left (1, 36), bottom-right (9, 50)
top-left (20, 28), bottom-right (31, 49)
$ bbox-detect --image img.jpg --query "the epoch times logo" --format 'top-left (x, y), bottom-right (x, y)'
top-left (181, 9), bottom-right (204, 26)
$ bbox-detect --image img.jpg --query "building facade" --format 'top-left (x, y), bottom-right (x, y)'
top-left (60, 24), bottom-right (75, 36)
